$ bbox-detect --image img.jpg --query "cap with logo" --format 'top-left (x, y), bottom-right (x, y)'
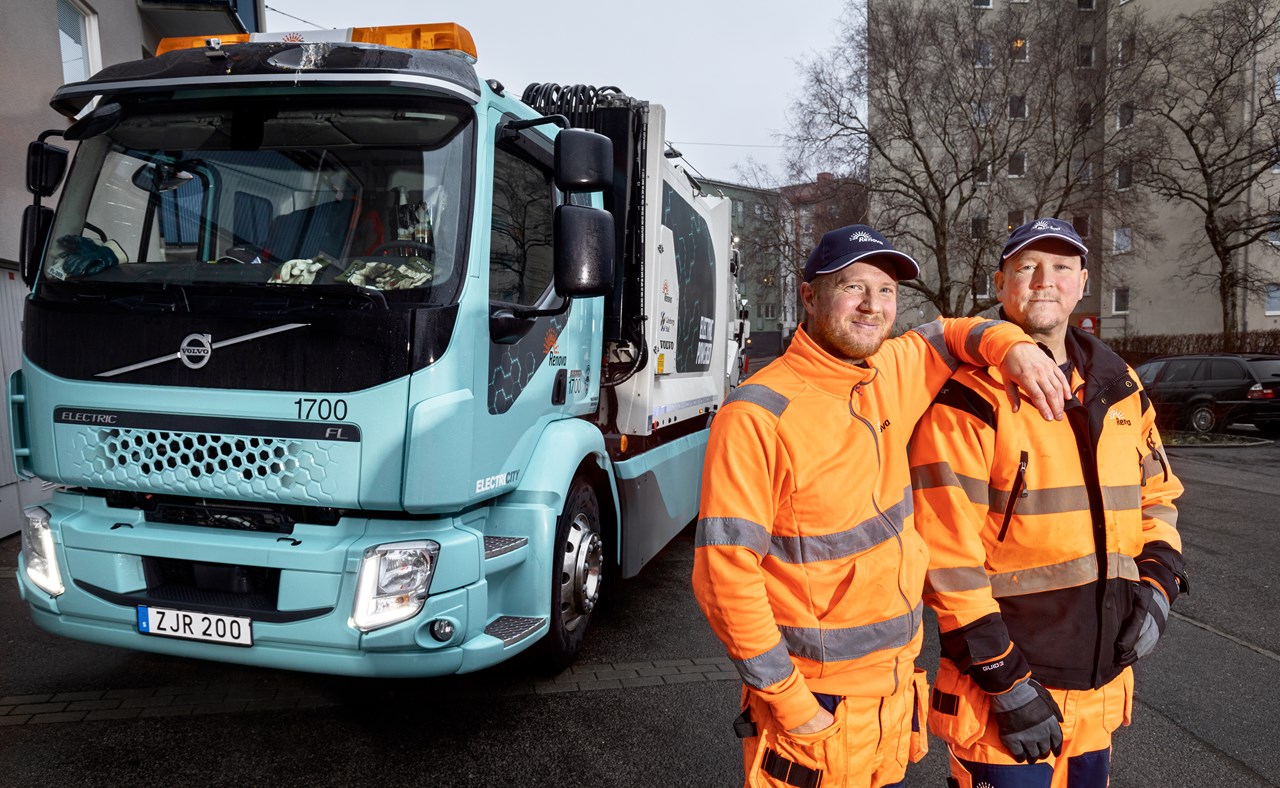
top-left (1002, 218), bottom-right (1089, 267)
top-left (803, 224), bottom-right (921, 283)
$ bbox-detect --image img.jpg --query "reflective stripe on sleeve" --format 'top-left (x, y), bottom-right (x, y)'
top-left (733, 640), bottom-right (796, 689)
top-left (911, 321), bottom-right (957, 372)
top-left (781, 602), bottom-right (923, 663)
top-left (696, 517), bottom-right (771, 557)
top-left (768, 487), bottom-right (911, 564)
top-left (986, 484), bottom-right (1140, 516)
top-left (911, 461), bottom-right (988, 505)
top-left (1140, 451), bottom-right (1165, 480)
top-left (924, 565), bottom-right (992, 594)
top-left (990, 552), bottom-right (1140, 597)
top-left (724, 383), bottom-right (791, 418)
top-left (964, 320), bottom-right (1002, 363)
top-left (1143, 503), bottom-right (1179, 529)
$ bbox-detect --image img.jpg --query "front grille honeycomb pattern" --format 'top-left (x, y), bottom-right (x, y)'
top-left (65, 427), bottom-right (341, 504)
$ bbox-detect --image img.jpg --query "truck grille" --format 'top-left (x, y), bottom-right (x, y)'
top-left (66, 426), bottom-right (340, 504)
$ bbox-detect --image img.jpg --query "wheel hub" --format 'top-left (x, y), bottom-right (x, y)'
top-left (559, 513), bottom-right (603, 631)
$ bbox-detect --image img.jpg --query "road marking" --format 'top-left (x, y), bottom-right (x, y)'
top-left (0, 569), bottom-right (15, 579)
top-left (1170, 610), bottom-right (1280, 664)
top-left (0, 657), bottom-right (739, 726)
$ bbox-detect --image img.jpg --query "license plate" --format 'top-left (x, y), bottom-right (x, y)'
top-left (137, 606), bottom-right (253, 646)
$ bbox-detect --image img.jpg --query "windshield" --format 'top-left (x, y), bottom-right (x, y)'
top-left (42, 98), bottom-right (474, 306)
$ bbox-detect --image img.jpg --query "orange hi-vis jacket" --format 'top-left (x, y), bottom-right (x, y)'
top-left (910, 327), bottom-right (1185, 693)
top-left (693, 317), bottom-right (1033, 731)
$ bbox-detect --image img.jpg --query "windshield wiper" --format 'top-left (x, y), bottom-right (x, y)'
top-left (246, 284), bottom-right (389, 315)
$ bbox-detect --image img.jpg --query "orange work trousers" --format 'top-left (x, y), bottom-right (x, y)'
top-left (929, 661), bottom-right (1134, 788)
top-left (739, 668), bottom-right (929, 788)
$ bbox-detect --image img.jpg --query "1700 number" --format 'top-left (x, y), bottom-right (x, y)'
top-left (294, 398), bottom-right (348, 420)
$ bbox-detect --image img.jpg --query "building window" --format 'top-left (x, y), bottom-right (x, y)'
top-left (971, 216), bottom-right (989, 240)
top-left (1008, 209), bottom-right (1026, 233)
top-left (1077, 102), bottom-right (1094, 129)
top-left (1116, 163), bottom-right (1133, 190)
top-left (1268, 214), bottom-right (1280, 245)
top-left (976, 160), bottom-right (992, 184)
top-left (972, 100), bottom-right (992, 126)
top-left (1266, 283), bottom-right (1280, 315)
top-left (1117, 102), bottom-right (1136, 129)
top-left (1011, 38), bottom-right (1029, 62)
top-left (1272, 148), bottom-right (1280, 173)
top-left (1009, 95), bottom-right (1028, 120)
top-left (1073, 214), bottom-right (1091, 238)
top-left (57, 0), bottom-right (99, 85)
top-left (1118, 33), bottom-right (1136, 67)
top-left (1008, 152), bottom-right (1026, 178)
top-left (1113, 287), bottom-right (1130, 314)
top-left (973, 0), bottom-right (992, 7)
top-left (1077, 45), bottom-right (1095, 69)
top-left (1113, 227), bottom-right (1133, 254)
top-left (975, 273), bottom-right (994, 299)
top-left (1275, 68), bottom-right (1280, 101)
top-left (975, 39), bottom-right (993, 68)
top-left (762, 302), bottom-right (779, 320)
top-left (1072, 158), bottom-right (1093, 181)
top-left (1079, 0), bottom-right (1096, 9)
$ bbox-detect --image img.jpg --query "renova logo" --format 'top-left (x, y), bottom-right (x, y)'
top-left (281, 32), bottom-right (306, 43)
top-left (848, 231), bottom-right (883, 245)
top-left (179, 333), bottom-right (213, 369)
top-left (1032, 220), bottom-right (1062, 231)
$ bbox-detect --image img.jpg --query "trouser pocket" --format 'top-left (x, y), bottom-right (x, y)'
top-left (909, 667), bottom-right (931, 763)
top-left (744, 693), bottom-right (845, 788)
top-left (928, 659), bottom-right (989, 749)
top-left (1102, 667), bottom-right (1134, 733)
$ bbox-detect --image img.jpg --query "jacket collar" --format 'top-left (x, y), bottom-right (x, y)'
top-left (782, 323), bottom-right (878, 397)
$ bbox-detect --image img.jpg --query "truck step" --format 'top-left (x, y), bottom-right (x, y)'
top-left (483, 535), bottom-right (528, 559)
top-left (484, 615), bottom-right (544, 646)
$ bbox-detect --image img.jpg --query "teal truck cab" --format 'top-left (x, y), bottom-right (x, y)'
top-left (13, 23), bottom-right (740, 676)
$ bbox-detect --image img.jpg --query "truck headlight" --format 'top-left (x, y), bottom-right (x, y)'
top-left (20, 506), bottom-right (64, 597)
top-left (350, 540), bottom-right (439, 631)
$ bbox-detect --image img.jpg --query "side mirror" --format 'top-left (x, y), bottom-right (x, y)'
top-left (554, 204), bottom-right (614, 297)
top-left (20, 205), bottom-right (54, 287)
top-left (26, 142), bottom-right (69, 198)
top-left (554, 129), bottom-right (612, 193)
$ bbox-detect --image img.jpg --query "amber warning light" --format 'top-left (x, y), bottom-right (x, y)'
top-left (157, 22), bottom-right (478, 62)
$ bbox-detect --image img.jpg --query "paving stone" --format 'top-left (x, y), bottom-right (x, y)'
top-left (611, 661), bottom-right (655, 671)
top-left (121, 696), bottom-right (172, 709)
top-left (577, 679), bottom-right (623, 692)
top-left (534, 682), bottom-right (578, 695)
top-left (66, 700), bottom-right (123, 712)
top-left (693, 657), bottom-right (730, 666)
top-left (29, 711), bottom-right (88, 725)
top-left (244, 699), bottom-right (298, 713)
top-left (51, 691), bottom-right (105, 702)
top-left (637, 666), bottom-right (682, 677)
top-left (84, 709), bottom-right (142, 722)
top-left (621, 676), bottom-right (666, 689)
top-left (590, 669), bottom-right (638, 681)
top-left (12, 703), bottom-right (68, 715)
top-left (104, 688), bottom-right (155, 700)
top-left (652, 659), bottom-right (694, 668)
top-left (140, 705), bottom-right (193, 718)
top-left (0, 716), bottom-right (32, 726)
top-left (0, 695), bottom-right (51, 705)
top-left (706, 671), bottom-right (740, 682)
top-left (0, 706), bottom-right (12, 716)
top-left (191, 701), bottom-right (246, 716)
top-left (662, 673), bottom-right (708, 685)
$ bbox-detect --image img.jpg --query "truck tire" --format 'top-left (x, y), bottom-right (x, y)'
top-left (539, 475), bottom-right (604, 672)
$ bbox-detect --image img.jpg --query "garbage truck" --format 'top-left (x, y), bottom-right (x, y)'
top-left (12, 22), bottom-right (741, 676)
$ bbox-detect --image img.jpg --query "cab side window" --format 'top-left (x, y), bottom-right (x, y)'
top-left (489, 147), bottom-right (554, 306)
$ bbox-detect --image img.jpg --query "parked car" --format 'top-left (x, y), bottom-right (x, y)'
top-left (1135, 353), bottom-right (1280, 434)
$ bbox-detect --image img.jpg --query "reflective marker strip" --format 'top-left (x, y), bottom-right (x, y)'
top-left (724, 384), bottom-right (790, 418)
top-left (990, 553), bottom-right (1140, 597)
top-left (912, 321), bottom-right (957, 371)
top-left (780, 603), bottom-right (923, 663)
top-left (964, 320), bottom-right (1002, 364)
top-left (768, 489), bottom-right (912, 564)
top-left (911, 462), bottom-right (988, 506)
top-left (924, 565), bottom-right (992, 595)
top-left (1143, 503), bottom-right (1179, 529)
top-left (696, 517), bottom-right (771, 557)
top-left (732, 641), bottom-right (796, 690)
top-left (986, 484), bottom-right (1141, 516)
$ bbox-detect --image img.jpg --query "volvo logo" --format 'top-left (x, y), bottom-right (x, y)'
top-left (179, 333), bottom-right (213, 369)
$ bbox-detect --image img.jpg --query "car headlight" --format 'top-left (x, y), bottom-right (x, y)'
top-left (350, 540), bottom-right (439, 632)
top-left (20, 506), bottom-right (64, 597)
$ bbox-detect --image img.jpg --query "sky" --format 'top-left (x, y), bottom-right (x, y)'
top-left (261, 1), bottom-right (851, 185)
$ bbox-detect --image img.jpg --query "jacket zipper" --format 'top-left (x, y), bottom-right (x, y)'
top-left (849, 384), bottom-right (910, 695)
top-left (996, 451), bottom-right (1029, 542)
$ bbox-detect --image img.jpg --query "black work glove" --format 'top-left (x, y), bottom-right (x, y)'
top-left (56, 235), bottom-right (121, 276)
top-left (989, 677), bottom-right (1063, 763)
top-left (1117, 580), bottom-right (1169, 666)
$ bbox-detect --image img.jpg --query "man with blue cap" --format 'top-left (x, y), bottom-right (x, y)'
top-left (910, 218), bottom-right (1187, 787)
top-left (694, 224), bottom-right (1073, 787)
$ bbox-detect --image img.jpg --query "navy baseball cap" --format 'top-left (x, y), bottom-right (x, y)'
top-left (1002, 218), bottom-right (1089, 267)
top-left (803, 224), bottom-right (921, 283)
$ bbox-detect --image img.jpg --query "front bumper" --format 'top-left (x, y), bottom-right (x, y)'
top-left (16, 492), bottom-right (552, 677)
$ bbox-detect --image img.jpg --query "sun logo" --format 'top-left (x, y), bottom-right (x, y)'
top-left (282, 32), bottom-right (305, 43)
top-left (848, 231), bottom-right (883, 245)
top-left (1032, 220), bottom-right (1061, 231)
top-left (543, 329), bottom-right (559, 356)
top-left (662, 280), bottom-right (671, 297)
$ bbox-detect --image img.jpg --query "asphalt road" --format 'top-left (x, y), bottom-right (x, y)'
top-left (1, 437), bottom-right (1278, 786)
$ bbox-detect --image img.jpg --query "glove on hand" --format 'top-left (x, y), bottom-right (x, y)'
top-left (1117, 580), bottom-right (1169, 666)
top-left (56, 235), bottom-right (121, 276)
top-left (989, 677), bottom-right (1063, 764)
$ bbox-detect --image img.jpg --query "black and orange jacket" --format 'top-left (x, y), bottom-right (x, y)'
top-left (692, 317), bottom-right (1032, 731)
top-left (910, 327), bottom-right (1185, 693)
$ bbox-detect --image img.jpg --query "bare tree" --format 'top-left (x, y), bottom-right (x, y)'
top-left (1140, 0), bottom-right (1280, 349)
top-left (789, 0), bottom-right (1158, 317)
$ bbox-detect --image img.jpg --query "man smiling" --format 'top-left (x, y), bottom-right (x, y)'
top-left (909, 219), bottom-right (1187, 787)
top-left (693, 224), bottom-right (1071, 787)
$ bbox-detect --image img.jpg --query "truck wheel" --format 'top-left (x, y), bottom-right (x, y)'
top-left (1188, 404), bottom-right (1216, 433)
top-left (540, 476), bottom-right (604, 671)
